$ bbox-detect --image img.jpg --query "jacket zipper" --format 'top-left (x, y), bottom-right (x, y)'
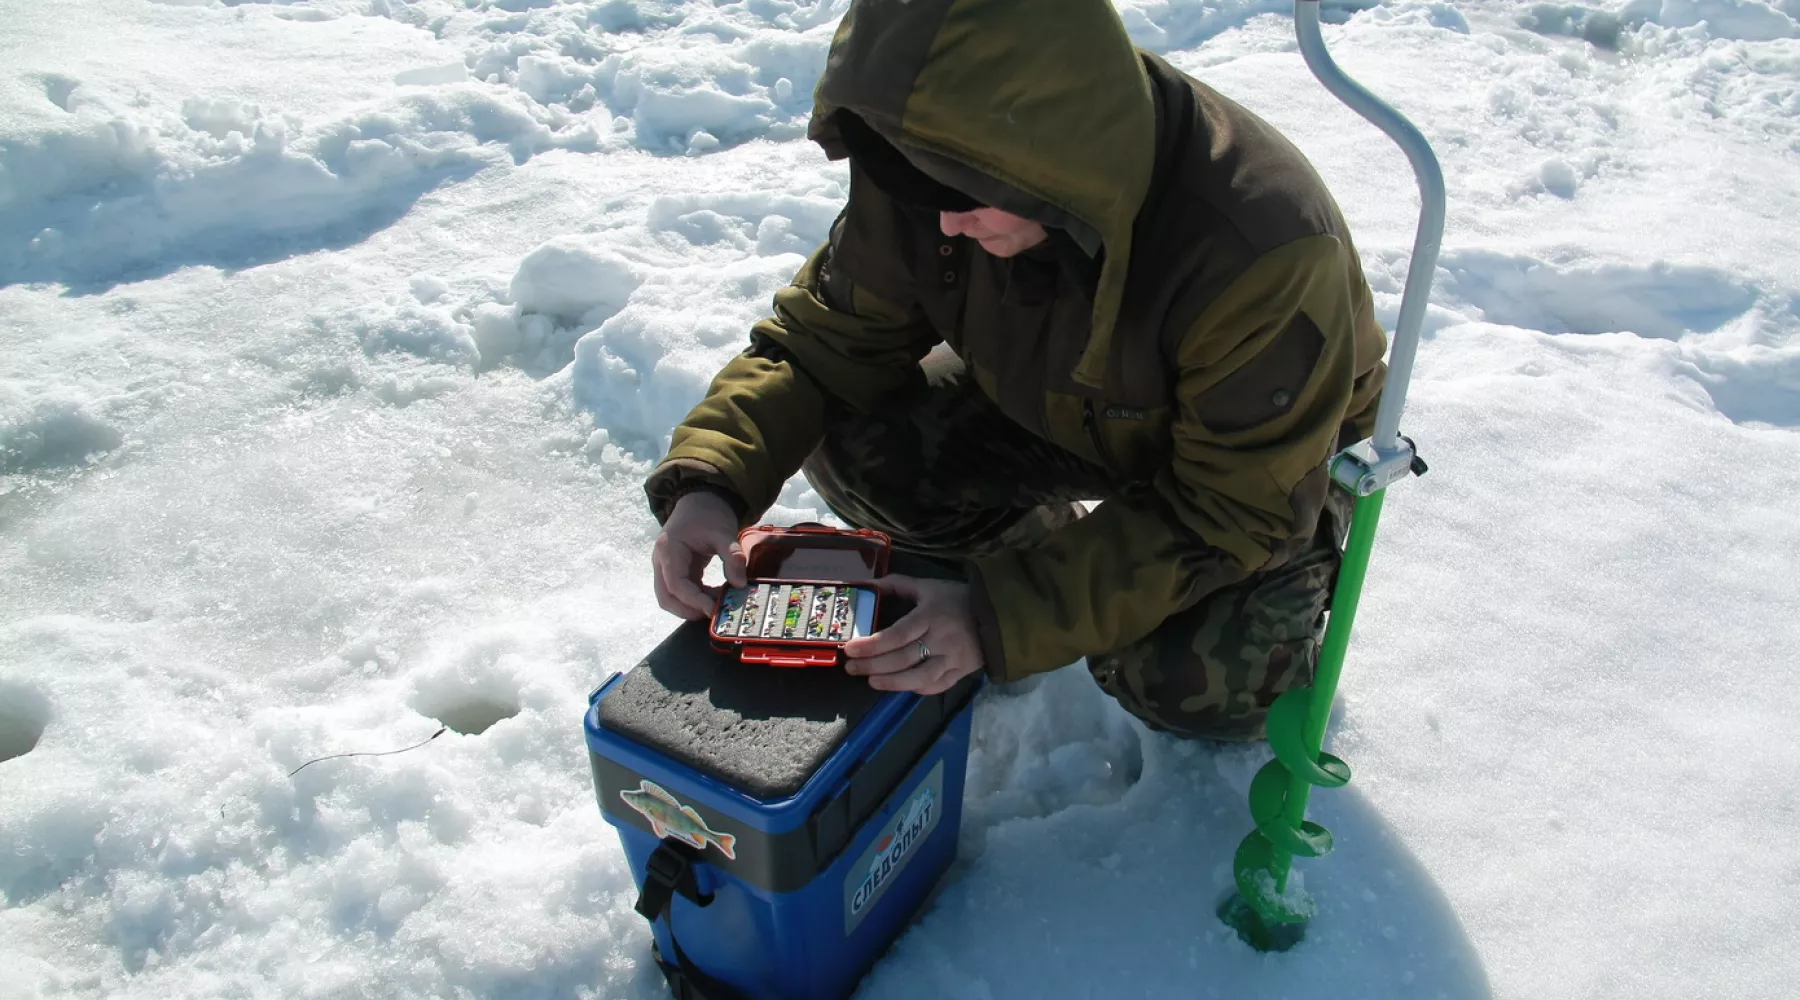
top-left (1083, 398), bottom-right (1119, 472)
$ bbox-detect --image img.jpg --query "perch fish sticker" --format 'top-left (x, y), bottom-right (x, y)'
top-left (844, 761), bottom-right (944, 934)
top-left (619, 779), bottom-right (738, 860)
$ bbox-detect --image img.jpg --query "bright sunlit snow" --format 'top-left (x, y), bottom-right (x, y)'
top-left (2, 0), bottom-right (1796, 997)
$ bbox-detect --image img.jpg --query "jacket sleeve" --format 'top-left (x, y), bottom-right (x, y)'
top-left (966, 234), bottom-right (1382, 681)
top-left (644, 169), bottom-right (943, 525)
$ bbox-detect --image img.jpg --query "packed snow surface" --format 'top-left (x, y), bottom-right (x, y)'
top-left (2, 0), bottom-right (1798, 998)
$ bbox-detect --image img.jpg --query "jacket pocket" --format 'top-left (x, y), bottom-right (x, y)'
top-left (1191, 311), bottom-right (1323, 433)
top-left (1082, 398), bottom-right (1120, 472)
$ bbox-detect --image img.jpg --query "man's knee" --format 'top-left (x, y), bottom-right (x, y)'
top-left (1089, 637), bottom-right (1316, 743)
top-left (1088, 556), bottom-right (1334, 743)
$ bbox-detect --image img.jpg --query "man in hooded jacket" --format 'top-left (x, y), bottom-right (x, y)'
top-left (643, 0), bottom-right (1388, 741)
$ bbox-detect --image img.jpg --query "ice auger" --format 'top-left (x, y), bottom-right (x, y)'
top-left (1217, 0), bottom-right (1445, 952)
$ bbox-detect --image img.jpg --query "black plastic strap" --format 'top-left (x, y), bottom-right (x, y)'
top-left (653, 937), bottom-right (755, 1000)
top-left (634, 840), bottom-right (713, 920)
top-left (635, 841), bottom-right (751, 1000)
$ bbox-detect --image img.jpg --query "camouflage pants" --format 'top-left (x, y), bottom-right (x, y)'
top-left (802, 353), bottom-right (1348, 742)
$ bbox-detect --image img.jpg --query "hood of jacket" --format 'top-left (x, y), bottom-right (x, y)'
top-left (806, 0), bottom-right (1157, 390)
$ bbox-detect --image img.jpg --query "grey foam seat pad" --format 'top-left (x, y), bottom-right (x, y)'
top-left (597, 619), bottom-right (888, 800)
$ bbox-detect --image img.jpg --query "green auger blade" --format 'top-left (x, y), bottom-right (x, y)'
top-left (1224, 831), bottom-right (1317, 952)
top-left (1247, 760), bottom-right (1334, 858)
top-left (1267, 688), bottom-right (1352, 789)
top-left (1217, 885), bottom-right (1309, 953)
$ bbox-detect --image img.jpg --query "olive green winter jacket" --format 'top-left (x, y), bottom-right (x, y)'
top-left (645, 0), bottom-right (1388, 682)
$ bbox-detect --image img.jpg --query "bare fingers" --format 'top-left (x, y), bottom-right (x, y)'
top-left (865, 655), bottom-right (968, 695)
top-left (652, 537), bottom-right (714, 619)
top-left (842, 610), bottom-right (930, 669)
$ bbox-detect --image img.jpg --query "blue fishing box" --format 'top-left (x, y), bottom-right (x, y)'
top-left (586, 618), bottom-right (979, 1000)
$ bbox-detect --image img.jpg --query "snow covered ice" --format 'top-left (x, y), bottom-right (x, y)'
top-left (2, 0), bottom-right (1797, 997)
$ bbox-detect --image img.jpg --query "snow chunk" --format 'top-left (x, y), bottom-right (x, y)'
top-left (515, 55), bottom-right (591, 106)
top-left (395, 62), bottom-right (472, 87)
top-left (0, 681), bottom-right (51, 763)
top-left (468, 301), bottom-right (527, 362)
top-left (0, 84), bottom-right (608, 289)
top-left (646, 191), bottom-right (840, 254)
top-left (410, 275), bottom-right (451, 304)
top-left (569, 254), bottom-right (799, 451)
top-left (41, 73), bottom-right (81, 113)
top-left (1112, 0), bottom-right (1294, 52)
top-left (0, 395), bottom-right (123, 474)
top-left (1243, 866), bottom-right (1316, 921)
top-left (509, 238), bottom-right (642, 324)
top-left (611, 50), bottom-right (780, 151)
top-left (1538, 157), bottom-right (1581, 198)
top-left (352, 304), bottom-right (479, 366)
top-left (1638, 0), bottom-right (1800, 39)
top-left (1368, 0), bottom-right (1472, 32)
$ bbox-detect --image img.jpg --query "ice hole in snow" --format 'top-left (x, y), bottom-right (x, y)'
top-left (420, 694), bottom-right (520, 736)
top-left (0, 686), bottom-right (50, 763)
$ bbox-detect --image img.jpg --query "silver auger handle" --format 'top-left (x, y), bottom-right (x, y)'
top-left (1295, 0), bottom-right (1446, 495)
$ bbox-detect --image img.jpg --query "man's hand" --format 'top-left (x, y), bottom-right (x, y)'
top-left (843, 574), bottom-right (984, 694)
top-left (652, 491), bottom-right (748, 619)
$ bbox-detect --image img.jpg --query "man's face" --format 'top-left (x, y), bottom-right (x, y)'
top-left (938, 208), bottom-right (1048, 258)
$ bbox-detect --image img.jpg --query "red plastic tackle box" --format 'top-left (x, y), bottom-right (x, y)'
top-left (707, 524), bottom-right (891, 668)
top-left (586, 526), bottom-right (980, 1000)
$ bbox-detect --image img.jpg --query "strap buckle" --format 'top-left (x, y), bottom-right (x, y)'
top-left (634, 840), bottom-right (714, 921)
